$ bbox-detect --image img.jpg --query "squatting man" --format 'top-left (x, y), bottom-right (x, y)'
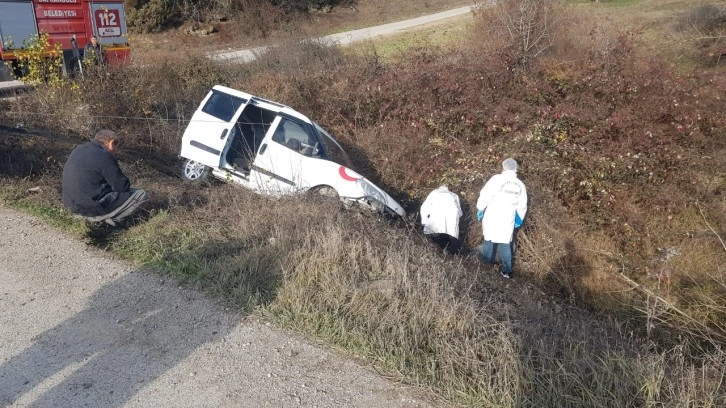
top-left (62, 129), bottom-right (149, 226)
top-left (420, 185), bottom-right (463, 254)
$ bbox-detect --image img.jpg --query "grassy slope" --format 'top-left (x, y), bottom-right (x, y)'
top-left (2, 0), bottom-right (725, 406)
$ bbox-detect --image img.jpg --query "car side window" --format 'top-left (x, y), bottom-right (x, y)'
top-left (201, 91), bottom-right (246, 122)
top-left (271, 118), bottom-right (321, 157)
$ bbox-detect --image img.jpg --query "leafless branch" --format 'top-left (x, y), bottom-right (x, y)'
top-left (696, 200), bottom-right (726, 253)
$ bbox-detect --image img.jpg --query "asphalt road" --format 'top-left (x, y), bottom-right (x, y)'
top-left (210, 5), bottom-right (477, 63)
top-left (0, 207), bottom-right (435, 407)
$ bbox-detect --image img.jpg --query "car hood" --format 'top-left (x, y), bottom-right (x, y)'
top-left (336, 166), bottom-right (406, 218)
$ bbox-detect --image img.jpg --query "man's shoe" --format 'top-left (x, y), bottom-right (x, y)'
top-left (104, 218), bottom-right (117, 227)
top-left (500, 270), bottom-right (511, 279)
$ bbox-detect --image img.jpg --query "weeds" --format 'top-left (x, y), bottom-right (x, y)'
top-left (1, 0), bottom-right (725, 406)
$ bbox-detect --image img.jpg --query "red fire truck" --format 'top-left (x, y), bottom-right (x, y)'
top-left (0, 0), bottom-right (130, 81)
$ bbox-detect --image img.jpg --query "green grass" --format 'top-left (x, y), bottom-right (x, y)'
top-left (0, 186), bottom-right (87, 235)
top-left (345, 15), bottom-right (474, 60)
top-left (571, 0), bottom-right (645, 6)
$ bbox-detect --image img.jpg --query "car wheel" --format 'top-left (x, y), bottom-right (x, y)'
top-left (312, 185), bottom-right (338, 199)
top-left (179, 159), bottom-right (210, 183)
top-left (309, 185), bottom-right (341, 208)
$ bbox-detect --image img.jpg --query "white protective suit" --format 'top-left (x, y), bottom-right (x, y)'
top-left (420, 186), bottom-right (463, 239)
top-left (476, 170), bottom-right (527, 244)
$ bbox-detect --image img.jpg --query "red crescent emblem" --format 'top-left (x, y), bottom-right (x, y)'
top-left (339, 166), bottom-right (361, 181)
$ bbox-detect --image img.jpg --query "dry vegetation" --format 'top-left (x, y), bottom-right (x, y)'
top-left (1, 0), bottom-right (725, 406)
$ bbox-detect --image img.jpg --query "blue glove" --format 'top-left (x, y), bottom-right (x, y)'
top-left (476, 210), bottom-right (484, 221)
top-left (514, 212), bottom-right (523, 228)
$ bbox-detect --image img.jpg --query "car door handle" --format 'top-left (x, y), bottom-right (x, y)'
top-left (220, 129), bottom-right (228, 140)
top-left (258, 144), bottom-right (267, 155)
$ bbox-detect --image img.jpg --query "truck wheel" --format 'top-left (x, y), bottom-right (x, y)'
top-left (0, 61), bottom-right (13, 82)
top-left (179, 159), bottom-right (210, 183)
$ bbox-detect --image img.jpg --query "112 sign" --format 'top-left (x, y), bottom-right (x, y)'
top-left (95, 9), bottom-right (121, 37)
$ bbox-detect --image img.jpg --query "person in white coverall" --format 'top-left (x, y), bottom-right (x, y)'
top-left (420, 186), bottom-right (463, 254)
top-left (476, 158), bottom-right (527, 278)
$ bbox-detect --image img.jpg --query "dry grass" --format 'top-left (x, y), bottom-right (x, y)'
top-left (2, 135), bottom-right (726, 405)
top-left (2, 0), bottom-right (726, 406)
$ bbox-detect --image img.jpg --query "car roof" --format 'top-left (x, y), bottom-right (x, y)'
top-left (212, 85), bottom-right (311, 124)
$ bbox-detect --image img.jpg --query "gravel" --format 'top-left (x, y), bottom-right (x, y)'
top-left (0, 207), bottom-right (436, 408)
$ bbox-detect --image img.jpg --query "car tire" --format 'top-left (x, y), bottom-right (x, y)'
top-left (309, 185), bottom-right (341, 208)
top-left (311, 185), bottom-right (338, 199)
top-left (179, 158), bottom-right (210, 183)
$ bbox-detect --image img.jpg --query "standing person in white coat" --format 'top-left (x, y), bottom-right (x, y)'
top-left (476, 158), bottom-right (527, 278)
top-left (420, 185), bottom-right (463, 254)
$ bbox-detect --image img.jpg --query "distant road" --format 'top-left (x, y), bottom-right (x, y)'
top-left (210, 4), bottom-right (477, 63)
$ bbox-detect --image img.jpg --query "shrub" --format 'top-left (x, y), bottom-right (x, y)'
top-left (474, 0), bottom-right (569, 67)
top-left (127, 0), bottom-right (181, 33)
top-left (125, 0), bottom-right (354, 33)
top-left (230, 1), bottom-right (295, 39)
top-left (675, 3), bottom-right (726, 64)
top-left (678, 4), bottom-right (726, 36)
top-left (7, 52), bottom-right (234, 155)
top-left (15, 32), bottom-right (66, 86)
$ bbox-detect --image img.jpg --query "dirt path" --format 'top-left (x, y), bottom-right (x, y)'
top-left (0, 207), bottom-right (436, 407)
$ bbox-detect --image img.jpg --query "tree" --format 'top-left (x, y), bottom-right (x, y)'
top-left (476, 0), bottom-right (566, 66)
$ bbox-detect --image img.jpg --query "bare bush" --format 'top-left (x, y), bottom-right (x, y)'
top-left (675, 3), bottom-right (726, 64)
top-left (231, 0), bottom-right (291, 39)
top-left (678, 4), bottom-right (726, 37)
top-left (7, 52), bottom-right (234, 157)
top-left (250, 39), bottom-right (346, 74)
top-left (474, 0), bottom-right (568, 66)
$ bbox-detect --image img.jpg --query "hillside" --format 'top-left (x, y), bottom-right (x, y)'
top-left (1, 0), bottom-right (725, 406)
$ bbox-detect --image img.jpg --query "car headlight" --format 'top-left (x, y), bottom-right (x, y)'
top-left (356, 179), bottom-right (385, 204)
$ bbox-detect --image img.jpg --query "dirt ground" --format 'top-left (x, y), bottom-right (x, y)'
top-left (0, 206), bottom-right (438, 407)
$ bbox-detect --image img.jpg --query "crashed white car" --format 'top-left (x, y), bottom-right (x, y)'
top-left (179, 85), bottom-right (406, 218)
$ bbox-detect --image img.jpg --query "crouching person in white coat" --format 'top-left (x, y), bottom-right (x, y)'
top-left (420, 186), bottom-right (463, 254)
top-left (476, 158), bottom-right (527, 278)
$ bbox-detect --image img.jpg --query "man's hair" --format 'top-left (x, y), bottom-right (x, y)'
top-left (502, 158), bottom-right (518, 172)
top-left (94, 129), bottom-right (118, 144)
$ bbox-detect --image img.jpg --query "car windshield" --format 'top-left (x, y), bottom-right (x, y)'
top-left (314, 123), bottom-right (354, 169)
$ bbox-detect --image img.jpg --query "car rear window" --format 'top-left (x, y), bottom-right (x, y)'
top-left (202, 91), bottom-right (247, 122)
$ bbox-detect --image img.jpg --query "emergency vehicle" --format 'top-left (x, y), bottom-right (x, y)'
top-left (0, 0), bottom-right (130, 81)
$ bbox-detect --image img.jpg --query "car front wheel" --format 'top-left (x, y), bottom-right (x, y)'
top-left (179, 159), bottom-right (210, 183)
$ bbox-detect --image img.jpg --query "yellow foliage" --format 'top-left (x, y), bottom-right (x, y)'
top-left (15, 32), bottom-right (66, 86)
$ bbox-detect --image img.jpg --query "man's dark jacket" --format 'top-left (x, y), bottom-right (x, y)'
top-left (62, 140), bottom-right (131, 216)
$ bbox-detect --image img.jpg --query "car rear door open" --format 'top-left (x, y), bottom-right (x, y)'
top-left (180, 89), bottom-right (249, 169)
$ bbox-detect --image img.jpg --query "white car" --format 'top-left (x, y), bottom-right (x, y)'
top-left (178, 85), bottom-right (406, 218)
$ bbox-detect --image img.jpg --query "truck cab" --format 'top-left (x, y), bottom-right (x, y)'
top-left (0, 0), bottom-right (130, 81)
